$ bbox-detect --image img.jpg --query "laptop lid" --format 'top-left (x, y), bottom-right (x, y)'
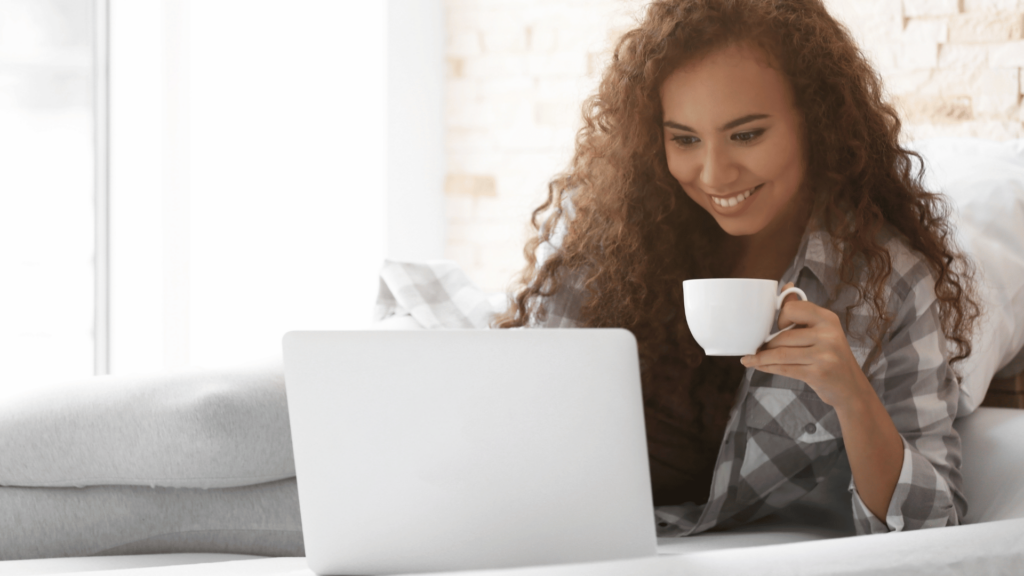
top-left (283, 329), bottom-right (656, 575)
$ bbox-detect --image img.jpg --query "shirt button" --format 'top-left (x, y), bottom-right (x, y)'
top-left (804, 422), bottom-right (817, 434)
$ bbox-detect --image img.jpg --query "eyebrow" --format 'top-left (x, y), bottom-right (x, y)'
top-left (662, 113), bottom-right (771, 133)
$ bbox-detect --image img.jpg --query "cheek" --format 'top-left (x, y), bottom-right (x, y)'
top-left (753, 131), bottom-right (804, 183)
top-left (665, 148), bottom-right (699, 184)
top-left (665, 151), bottom-right (703, 202)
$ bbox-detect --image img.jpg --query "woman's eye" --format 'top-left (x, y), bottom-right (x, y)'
top-left (671, 135), bottom-right (700, 146)
top-left (732, 130), bottom-right (765, 143)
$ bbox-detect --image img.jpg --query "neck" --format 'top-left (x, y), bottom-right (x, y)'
top-left (728, 189), bottom-right (814, 280)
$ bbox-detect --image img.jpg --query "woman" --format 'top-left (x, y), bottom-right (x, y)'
top-left (493, 0), bottom-right (980, 536)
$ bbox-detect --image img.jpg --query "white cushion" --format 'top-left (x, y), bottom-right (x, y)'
top-left (0, 363), bottom-right (294, 489)
top-left (0, 480), bottom-right (302, 561)
top-left (954, 406), bottom-right (1024, 523)
top-left (910, 138), bottom-right (1024, 416)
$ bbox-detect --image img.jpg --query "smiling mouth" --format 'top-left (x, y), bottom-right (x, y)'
top-left (710, 183), bottom-right (764, 208)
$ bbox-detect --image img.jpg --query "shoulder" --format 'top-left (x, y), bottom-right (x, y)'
top-left (801, 224), bottom-right (943, 373)
top-left (806, 223), bottom-right (938, 319)
top-left (875, 225), bottom-right (941, 324)
top-left (535, 191), bottom-right (577, 265)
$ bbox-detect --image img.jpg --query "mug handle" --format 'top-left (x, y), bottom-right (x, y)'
top-left (764, 286), bottom-right (808, 343)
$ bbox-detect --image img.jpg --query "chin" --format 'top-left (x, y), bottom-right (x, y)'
top-left (712, 217), bottom-right (766, 237)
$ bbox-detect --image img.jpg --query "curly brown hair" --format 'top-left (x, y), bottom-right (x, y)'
top-left (493, 0), bottom-right (979, 397)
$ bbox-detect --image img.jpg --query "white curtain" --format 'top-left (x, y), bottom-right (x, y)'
top-left (109, 0), bottom-right (391, 373)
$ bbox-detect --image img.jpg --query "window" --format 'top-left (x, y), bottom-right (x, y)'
top-left (0, 0), bottom-right (99, 393)
top-left (109, 0), bottom-right (389, 374)
top-left (1, 0), bottom-right (443, 393)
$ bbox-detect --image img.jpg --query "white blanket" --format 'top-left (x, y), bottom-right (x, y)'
top-left (3, 406), bottom-right (1022, 575)
top-left (5, 517), bottom-right (1023, 576)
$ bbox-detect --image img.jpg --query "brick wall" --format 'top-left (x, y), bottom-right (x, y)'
top-left (444, 0), bottom-right (1024, 294)
top-left (827, 0), bottom-right (1024, 140)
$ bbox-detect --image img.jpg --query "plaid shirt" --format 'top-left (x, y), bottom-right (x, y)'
top-left (374, 224), bottom-right (965, 536)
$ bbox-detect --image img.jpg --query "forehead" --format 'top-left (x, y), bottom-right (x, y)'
top-left (659, 43), bottom-right (797, 122)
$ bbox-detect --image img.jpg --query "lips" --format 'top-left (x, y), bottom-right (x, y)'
top-left (710, 183), bottom-right (763, 208)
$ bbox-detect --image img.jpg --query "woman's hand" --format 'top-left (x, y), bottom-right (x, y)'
top-left (740, 282), bottom-right (905, 523)
top-left (740, 282), bottom-right (874, 411)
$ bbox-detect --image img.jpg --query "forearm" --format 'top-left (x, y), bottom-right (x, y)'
top-left (834, 374), bottom-right (905, 522)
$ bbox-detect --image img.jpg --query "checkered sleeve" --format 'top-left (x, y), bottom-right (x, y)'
top-left (374, 259), bottom-right (508, 329)
top-left (850, 262), bottom-right (965, 534)
top-left (373, 202), bottom-right (583, 331)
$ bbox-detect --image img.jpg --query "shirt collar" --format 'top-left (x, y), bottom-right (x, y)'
top-left (780, 215), bottom-right (842, 296)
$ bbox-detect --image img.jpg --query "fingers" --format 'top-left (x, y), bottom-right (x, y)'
top-left (780, 282), bottom-right (801, 306)
top-left (777, 300), bottom-right (834, 330)
top-left (762, 326), bottom-right (817, 349)
top-left (742, 345), bottom-right (814, 367)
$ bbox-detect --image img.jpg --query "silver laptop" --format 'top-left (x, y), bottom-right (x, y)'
top-left (282, 329), bottom-right (656, 575)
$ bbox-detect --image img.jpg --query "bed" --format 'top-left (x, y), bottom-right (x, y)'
top-left (1, 137), bottom-right (1023, 575)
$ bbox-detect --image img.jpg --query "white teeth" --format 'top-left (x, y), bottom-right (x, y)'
top-left (711, 185), bottom-right (758, 207)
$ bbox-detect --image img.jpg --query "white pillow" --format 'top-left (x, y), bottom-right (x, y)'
top-left (910, 138), bottom-right (1024, 417)
top-left (0, 362), bottom-right (295, 489)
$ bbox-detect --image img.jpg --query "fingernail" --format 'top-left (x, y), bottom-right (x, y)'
top-left (740, 356), bottom-right (752, 365)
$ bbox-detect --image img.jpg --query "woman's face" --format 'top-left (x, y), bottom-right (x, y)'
top-left (660, 43), bottom-right (808, 238)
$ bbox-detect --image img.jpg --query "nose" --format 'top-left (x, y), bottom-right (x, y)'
top-left (699, 143), bottom-right (740, 189)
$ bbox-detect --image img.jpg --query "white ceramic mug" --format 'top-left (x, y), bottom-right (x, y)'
top-left (682, 278), bottom-right (808, 356)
